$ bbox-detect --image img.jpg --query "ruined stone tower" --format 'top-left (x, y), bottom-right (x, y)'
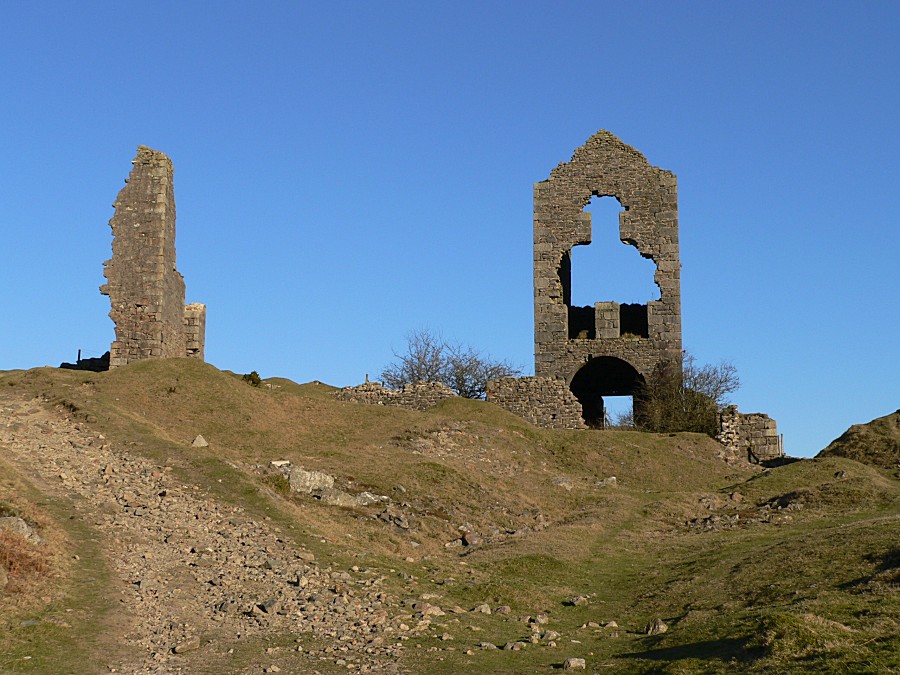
top-left (533, 130), bottom-right (682, 425)
top-left (100, 146), bottom-right (206, 368)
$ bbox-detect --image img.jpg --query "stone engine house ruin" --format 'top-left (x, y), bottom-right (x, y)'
top-left (489, 130), bottom-right (682, 427)
top-left (100, 146), bottom-right (206, 368)
top-left (337, 129), bottom-right (782, 461)
top-left (533, 130), bottom-right (682, 426)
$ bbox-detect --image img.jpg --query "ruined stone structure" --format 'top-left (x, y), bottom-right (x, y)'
top-left (490, 131), bottom-right (682, 428)
top-left (486, 377), bottom-right (585, 429)
top-left (717, 406), bottom-right (784, 464)
top-left (333, 381), bottom-right (457, 411)
top-left (100, 146), bottom-right (205, 368)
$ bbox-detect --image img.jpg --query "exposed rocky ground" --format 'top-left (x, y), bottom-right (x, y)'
top-left (3, 363), bottom-right (897, 674)
top-left (1, 394), bottom-right (415, 673)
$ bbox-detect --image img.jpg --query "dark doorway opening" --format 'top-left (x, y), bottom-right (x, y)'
top-left (569, 356), bottom-right (645, 428)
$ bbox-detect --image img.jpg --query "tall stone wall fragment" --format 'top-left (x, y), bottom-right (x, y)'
top-left (100, 146), bottom-right (205, 368)
top-left (184, 303), bottom-right (207, 360)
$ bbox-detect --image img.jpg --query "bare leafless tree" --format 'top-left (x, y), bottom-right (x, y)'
top-left (380, 329), bottom-right (522, 399)
top-left (380, 329), bottom-right (446, 390)
top-left (636, 350), bottom-right (739, 436)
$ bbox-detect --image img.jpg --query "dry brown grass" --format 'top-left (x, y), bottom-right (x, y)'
top-left (1, 361), bottom-right (898, 673)
top-left (0, 529), bottom-right (51, 593)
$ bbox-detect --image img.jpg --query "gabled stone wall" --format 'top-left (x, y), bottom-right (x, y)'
top-left (100, 146), bottom-right (205, 368)
top-left (534, 130), bottom-right (682, 388)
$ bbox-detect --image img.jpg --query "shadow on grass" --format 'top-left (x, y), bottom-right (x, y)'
top-left (841, 546), bottom-right (900, 588)
top-left (621, 635), bottom-right (759, 664)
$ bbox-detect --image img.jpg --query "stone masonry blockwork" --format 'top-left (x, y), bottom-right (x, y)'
top-left (486, 377), bottom-right (586, 429)
top-left (100, 146), bottom-right (205, 368)
top-left (534, 130), bottom-right (682, 389)
top-left (333, 381), bottom-right (458, 411)
top-left (717, 405), bottom-right (784, 463)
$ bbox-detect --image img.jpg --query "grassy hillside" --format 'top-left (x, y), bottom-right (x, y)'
top-left (817, 409), bottom-right (899, 470)
top-left (1, 360), bottom-right (898, 673)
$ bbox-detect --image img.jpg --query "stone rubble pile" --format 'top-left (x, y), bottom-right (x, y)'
top-left (332, 381), bottom-right (457, 411)
top-left (0, 396), bottom-right (411, 673)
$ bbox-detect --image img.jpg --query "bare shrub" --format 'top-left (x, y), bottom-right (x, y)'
top-left (381, 329), bottom-right (522, 399)
top-left (636, 350), bottom-right (739, 437)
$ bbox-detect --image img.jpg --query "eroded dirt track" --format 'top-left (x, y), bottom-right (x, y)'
top-left (1, 394), bottom-right (408, 673)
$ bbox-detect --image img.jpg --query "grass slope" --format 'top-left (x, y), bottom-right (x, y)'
top-left (817, 409), bottom-right (900, 470)
top-left (1, 359), bottom-right (898, 673)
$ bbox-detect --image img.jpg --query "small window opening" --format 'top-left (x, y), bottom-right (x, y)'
top-left (620, 303), bottom-right (649, 338)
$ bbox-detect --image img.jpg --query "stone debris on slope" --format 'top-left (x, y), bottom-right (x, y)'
top-left (0, 395), bottom-right (411, 673)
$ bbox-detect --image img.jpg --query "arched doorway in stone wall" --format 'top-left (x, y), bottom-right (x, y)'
top-left (569, 356), bottom-right (645, 428)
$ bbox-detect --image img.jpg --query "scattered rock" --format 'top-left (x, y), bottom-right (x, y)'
top-left (461, 531), bottom-right (483, 547)
top-left (355, 491), bottom-right (386, 506)
top-left (553, 477), bottom-right (575, 491)
top-left (503, 641), bottom-right (527, 651)
top-left (494, 605), bottom-right (511, 615)
top-left (190, 435), bottom-right (208, 448)
top-left (0, 517), bottom-right (42, 544)
top-left (315, 487), bottom-right (359, 508)
top-left (563, 656), bottom-right (586, 670)
top-left (288, 467), bottom-right (335, 494)
top-left (596, 476), bottom-right (617, 487)
top-left (472, 603), bottom-right (492, 614)
top-left (258, 598), bottom-right (280, 614)
top-left (173, 636), bottom-right (200, 653)
top-left (647, 618), bottom-right (668, 635)
top-left (571, 595), bottom-right (589, 606)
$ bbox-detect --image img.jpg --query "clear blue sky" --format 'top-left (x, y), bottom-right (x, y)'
top-left (2, 2), bottom-right (897, 457)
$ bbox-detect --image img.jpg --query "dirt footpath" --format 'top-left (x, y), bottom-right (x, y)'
top-left (0, 393), bottom-right (409, 673)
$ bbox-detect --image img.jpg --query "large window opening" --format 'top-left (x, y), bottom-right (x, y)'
top-left (565, 195), bottom-right (659, 340)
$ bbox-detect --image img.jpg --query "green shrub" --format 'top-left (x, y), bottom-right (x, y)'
top-left (242, 371), bottom-right (262, 387)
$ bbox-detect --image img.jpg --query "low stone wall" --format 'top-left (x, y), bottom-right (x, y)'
top-left (332, 381), bottom-right (458, 411)
top-left (717, 405), bottom-right (783, 463)
top-left (486, 377), bottom-right (586, 429)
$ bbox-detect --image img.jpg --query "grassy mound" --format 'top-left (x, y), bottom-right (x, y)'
top-left (1, 360), bottom-right (897, 673)
top-left (817, 409), bottom-right (899, 470)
